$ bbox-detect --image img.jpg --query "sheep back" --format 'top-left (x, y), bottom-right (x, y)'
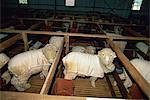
top-left (130, 59), bottom-right (150, 84)
top-left (8, 49), bottom-right (48, 77)
top-left (62, 52), bottom-right (104, 78)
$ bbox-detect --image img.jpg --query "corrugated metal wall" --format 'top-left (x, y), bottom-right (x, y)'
top-left (1, 0), bottom-right (148, 18)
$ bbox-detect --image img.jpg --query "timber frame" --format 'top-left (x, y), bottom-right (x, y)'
top-left (0, 16), bottom-right (150, 99)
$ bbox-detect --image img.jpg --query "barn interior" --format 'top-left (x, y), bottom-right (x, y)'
top-left (0, 0), bottom-right (150, 99)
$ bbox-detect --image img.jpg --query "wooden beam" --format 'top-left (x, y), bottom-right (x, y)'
top-left (0, 34), bottom-right (22, 52)
top-left (123, 27), bottom-right (150, 46)
top-left (16, 18), bottom-right (72, 23)
top-left (40, 39), bottom-right (64, 94)
top-left (15, 17), bottom-right (143, 27)
top-left (0, 29), bottom-right (149, 41)
top-left (107, 39), bottom-right (150, 98)
top-left (0, 91), bottom-right (86, 100)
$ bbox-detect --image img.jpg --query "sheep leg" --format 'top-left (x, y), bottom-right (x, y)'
top-left (40, 65), bottom-right (50, 79)
top-left (14, 84), bottom-right (26, 91)
top-left (90, 76), bottom-right (97, 87)
top-left (14, 83), bottom-right (31, 91)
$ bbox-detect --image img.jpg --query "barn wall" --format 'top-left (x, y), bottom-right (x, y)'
top-left (1, 0), bottom-right (148, 18)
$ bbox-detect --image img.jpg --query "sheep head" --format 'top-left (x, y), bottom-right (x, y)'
top-left (42, 44), bottom-right (57, 63)
top-left (98, 48), bottom-right (116, 72)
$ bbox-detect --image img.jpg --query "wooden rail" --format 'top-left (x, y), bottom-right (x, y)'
top-left (0, 34), bottom-right (22, 52)
top-left (0, 29), bottom-right (149, 41)
top-left (14, 17), bottom-right (142, 27)
top-left (0, 91), bottom-right (86, 100)
top-left (0, 22), bottom-right (43, 52)
top-left (40, 38), bottom-right (64, 94)
top-left (107, 39), bottom-right (150, 98)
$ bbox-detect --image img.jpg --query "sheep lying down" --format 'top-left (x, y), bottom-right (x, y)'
top-left (63, 48), bottom-right (117, 87)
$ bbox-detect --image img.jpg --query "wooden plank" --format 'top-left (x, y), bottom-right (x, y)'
top-left (107, 39), bottom-right (150, 98)
top-left (105, 74), bottom-right (116, 97)
top-left (40, 39), bottom-right (64, 94)
top-left (0, 91), bottom-right (86, 100)
top-left (0, 34), bottom-right (22, 52)
top-left (22, 33), bottom-right (29, 51)
top-left (65, 35), bottom-right (69, 54)
top-left (74, 78), bottom-right (112, 97)
top-left (112, 71), bottom-right (128, 98)
top-left (0, 29), bottom-right (149, 41)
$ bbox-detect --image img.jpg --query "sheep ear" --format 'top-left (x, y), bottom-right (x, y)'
top-left (112, 52), bottom-right (117, 58)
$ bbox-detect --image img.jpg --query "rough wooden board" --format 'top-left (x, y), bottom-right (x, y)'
top-left (108, 75), bottom-right (122, 97)
top-left (73, 77), bottom-right (112, 97)
top-left (1, 91), bottom-right (86, 100)
top-left (28, 74), bottom-right (45, 86)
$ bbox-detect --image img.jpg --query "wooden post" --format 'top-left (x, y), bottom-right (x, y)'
top-left (22, 33), bottom-right (29, 51)
top-left (45, 19), bottom-right (48, 31)
top-left (65, 35), bottom-right (69, 54)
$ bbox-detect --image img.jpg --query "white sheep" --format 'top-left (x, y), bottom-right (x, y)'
top-left (62, 48), bottom-right (116, 87)
top-left (29, 41), bottom-right (42, 50)
top-left (115, 58), bottom-right (150, 90)
top-left (71, 46), bottom-right (86, 53)
top-left (1, 70), bottom-right (11, 84)
top-left (8, 48), bottom-right (50, 91)
top-left (85, 46), bottom-right (96, 54)
top-left (0, 53), bottom-right (10, 69)
top-left (49, 36), bottom-right (64, 50)
top-left (8, 36), bottom-right (64, 91)
top-left (71, 46), bottom-right (96, 54)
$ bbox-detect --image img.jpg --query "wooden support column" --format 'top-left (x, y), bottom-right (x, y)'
top-left (65, 34), bottom-right (69, 54)
top-left (107, 39), bottom-right (150, 98)
top-left (22, 33), bottom-right (29, 51)
top-left (44, 19), bottom-right (48, 31)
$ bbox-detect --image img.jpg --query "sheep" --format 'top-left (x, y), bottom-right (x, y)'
top-left (49, 36), bottom-right (64, 50)
top-left (85, 46), bottom-right (96, 54)
top-left (29, 41), bottom-right (42, 50)
top-left (8, 36), bottom-right (64, 91)
top-left (71, 46), bottom-right (96, 54)
top-left (62, 48), bottom-right (116, 87)
top-left (8, 48), bottom-right (50, 91)
top-left (71, 46), bottom-right (86, 53)
top-left (136, 42), bottom-right (149, 59)
top-left (0, 53), bottom-right (10, 69)
top-left (114, 58), bottom-right (150, 91)
top-left (105, 33), bottom-right (127, 51)
top-left (1, 70), bottom-right (11, 85)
